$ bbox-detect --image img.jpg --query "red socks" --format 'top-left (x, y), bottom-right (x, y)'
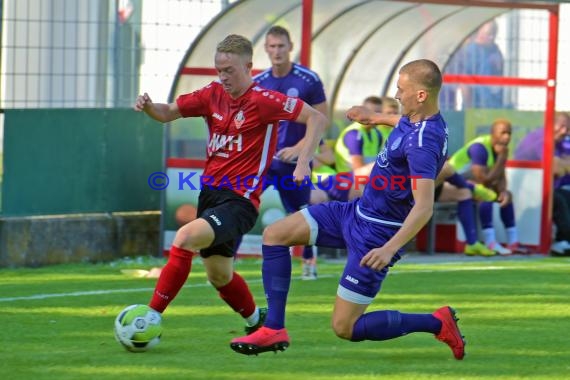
top-left (149, 248), bottom-right (255, 319)
top-left (149, 246), bottom-right (194, 313)
top-left (217, 272), bottom-right (256, 318)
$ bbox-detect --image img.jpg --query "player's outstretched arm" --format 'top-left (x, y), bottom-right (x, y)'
top-left (134, 92), bottom-right (182, 123)
top-left (346, 106), bottom-right (400, 127)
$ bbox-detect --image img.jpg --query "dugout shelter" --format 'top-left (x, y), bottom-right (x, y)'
top-left (162, 0), bottom-right (562, 255)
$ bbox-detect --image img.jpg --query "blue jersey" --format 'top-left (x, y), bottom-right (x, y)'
top-left (253, 63), bottom-right (326, 151)
top-left (358, 113), bottom-right (448, 225)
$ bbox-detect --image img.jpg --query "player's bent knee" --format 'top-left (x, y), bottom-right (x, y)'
top-left (331, 314), bottom-right (354, 340)
top-left (173, 219), bottom-right (215, 251)
top-left (331, 318), bottom-right (353, 340)
top-left (262, 224), bottom-right (289, 245)
top-left (263, 217), bottom-right (310, 246)
top-left (174, 227), bottom-right (206, 251)
top-left (262, 216), bottom-right (299, 245)
top-left (207, 272), bottom-right (232, 288)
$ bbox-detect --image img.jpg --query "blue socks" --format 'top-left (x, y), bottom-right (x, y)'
top-left (479, 201), bottom-right (494, 229)
top-left (500, 202), bottom-right (516, 228)
top-left (302, 246), bottom-right (314, 260)
top-left (480, 201), bottom-right (516, 229)
top-left (351, 310), bottom-right (442, 341)
top-left (262, 244), bottom-right (292, 330)
top-left (457, 199), bottom-right (478, 245)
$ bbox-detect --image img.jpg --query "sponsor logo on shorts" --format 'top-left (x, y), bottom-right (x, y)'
top-left (345, 275), bottom-right (359, 284)
top-left (209, 214), bottom-right (222, 226)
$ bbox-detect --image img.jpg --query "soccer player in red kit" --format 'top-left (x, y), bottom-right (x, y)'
top-left (133, 34), bottom-right (326, 336)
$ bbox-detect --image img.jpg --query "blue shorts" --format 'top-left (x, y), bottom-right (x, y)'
top-left (264, 159), bottom-right (311, 213)
top-left (301, 199), bottom-right (402, 303)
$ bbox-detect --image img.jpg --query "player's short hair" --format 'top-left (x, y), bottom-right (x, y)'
top-left (399, 59), bottom-right (442, 95)
top-left (266, 25), bottom-right (292, 42)
top-left (363, 95), bottom-right (382, 105)
top-left (216, 34), bottom-right (253, 61)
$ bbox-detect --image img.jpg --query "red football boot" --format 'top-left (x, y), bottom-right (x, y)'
top-left (230, 326), bottom-right (290, 356)
top-left (433, 306), bottom-right (466, 360)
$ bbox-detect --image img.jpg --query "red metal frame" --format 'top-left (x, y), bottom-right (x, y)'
top-left (397, 0), bottom-right (557, 11)
top-left (442, 75), bottom-right (548, 87)
top-left (166, 158), bottom-right (206, 169)
top-left (539, 9), bottom-right (559, 253)
top-left (441, 6), bottom-right (560, 254)
top-left (505, 161), bottom-right (543, 169)
top-left (300, 0), bottom-right (313, 67)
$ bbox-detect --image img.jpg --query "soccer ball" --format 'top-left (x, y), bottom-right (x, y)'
top-left (114, 304), bottom-right (162, 352)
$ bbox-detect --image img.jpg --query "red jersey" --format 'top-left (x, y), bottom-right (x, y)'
top-left (176, 81), bottom-right (304, 209)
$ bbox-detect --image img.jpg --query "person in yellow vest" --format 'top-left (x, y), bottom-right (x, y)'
top-left (335, 96), bottom-right (384, 173)
top-left (448, 118), bottom-right (526, 255)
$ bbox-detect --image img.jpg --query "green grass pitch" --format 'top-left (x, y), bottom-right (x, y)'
top-left (1, 255), bottom-right (569, 380)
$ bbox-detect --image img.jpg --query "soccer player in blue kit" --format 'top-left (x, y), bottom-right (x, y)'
top-left (254, 26), bottom-right (328, 280)
top-left (231, 59), bottom-right (466, 360)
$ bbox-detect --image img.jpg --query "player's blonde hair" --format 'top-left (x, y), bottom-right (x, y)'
top-left (216, 34), bottom-right (253, 61)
